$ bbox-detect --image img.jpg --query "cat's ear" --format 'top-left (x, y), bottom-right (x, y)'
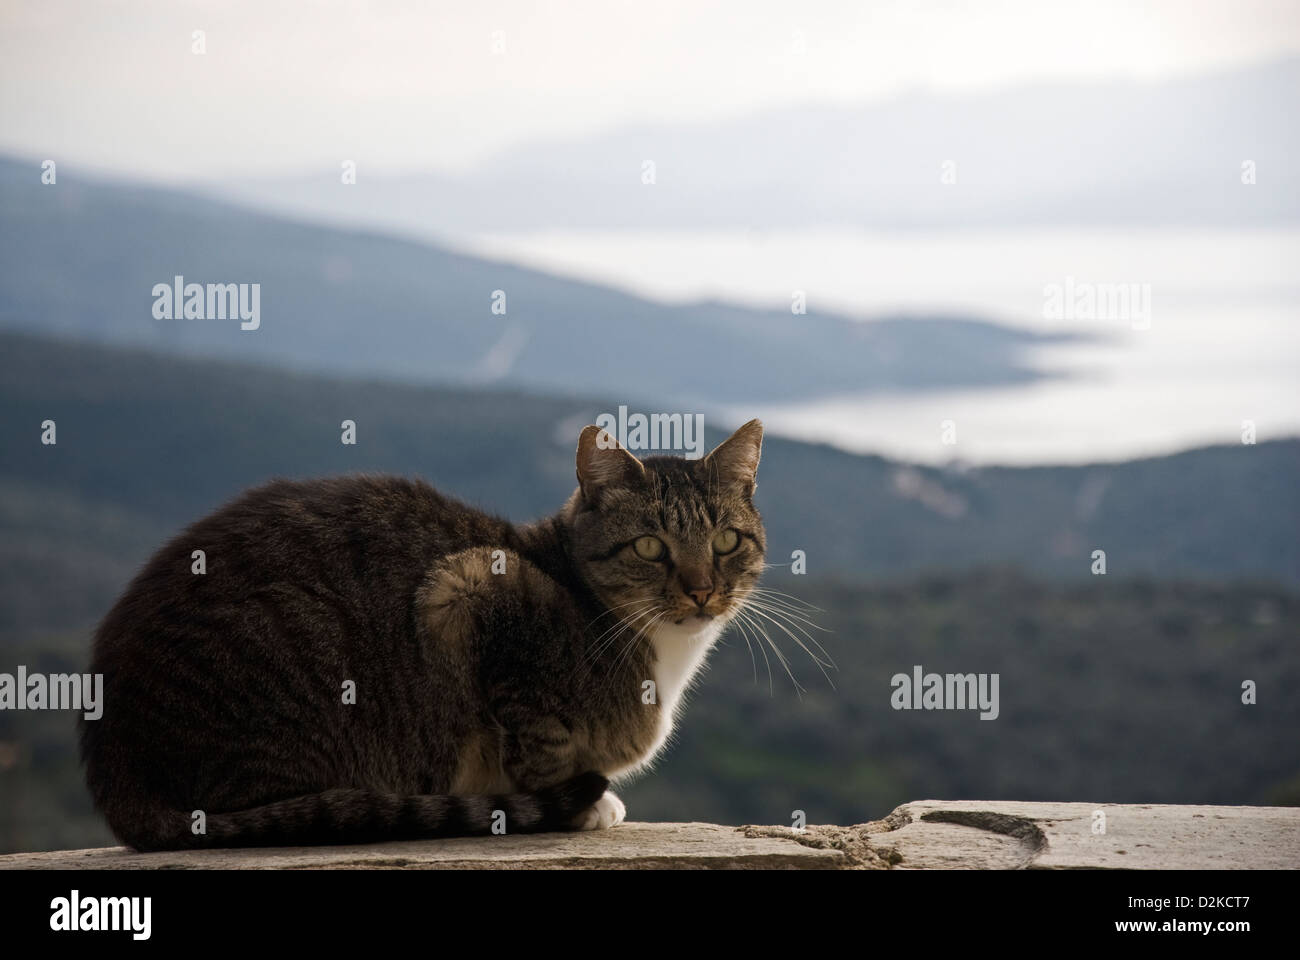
top-left (702, 419), bottom-right (763, 498)
top-left (576, 425), bottom-right (646, 504)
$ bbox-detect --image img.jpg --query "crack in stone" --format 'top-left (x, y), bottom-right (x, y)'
top-left (739, 814), bottom-right (912, 870)
top-left (919, 809), bottom-right (1048, 866)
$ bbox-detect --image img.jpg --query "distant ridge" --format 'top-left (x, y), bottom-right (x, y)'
top-left (0, 154), bottom-right (1084, 407)
top-left (2, 329), bottom-right (1295, 634)
top-left (203, 57), bottom-right (1300, 234)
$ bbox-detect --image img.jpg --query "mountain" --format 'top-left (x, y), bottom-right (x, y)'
top-left (1, 329), bottom-right (1296, 654)
top-left (201, 58), bottom-right (1300, 235)
top-left (0, 156), bottom-right (1079, 409)
top-left (2, 331), bottom-right (1297, 853)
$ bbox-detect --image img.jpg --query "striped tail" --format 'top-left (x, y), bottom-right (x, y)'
top-left (117, 773), bottom-right (610, 851)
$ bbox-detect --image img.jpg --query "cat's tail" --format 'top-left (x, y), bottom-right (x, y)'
top-left (116, 772), bottom-right (611, 852)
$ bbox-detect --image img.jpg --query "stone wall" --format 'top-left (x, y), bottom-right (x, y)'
top-left (2, 801), bottom-right (1295, 869)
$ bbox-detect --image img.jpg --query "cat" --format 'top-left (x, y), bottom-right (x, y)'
top-left (80, 419), bottom-right (766, 850)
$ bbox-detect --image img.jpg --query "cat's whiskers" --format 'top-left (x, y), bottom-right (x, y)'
top-left (721, 597), bottom-right (776, 694)
top-left (742, 596), bottom-right (822, 629)
top-left (725, 606), bottom-right (767, 690)
top-left (733, 606), bottom-right (805, 695)
top-left (580, 599), bottom-right (660, 678)
top-left (742, 595), bottom-right (835, 661)
top-left (742, 602), bottom-right (837, 687)
top-left (585, 596), bottom-right (660, 633)
top-left (720, 585), bottom-right (836, 694)
top-left (603, 607), bottom-right (670, 694)
top-left (748, 587), bottom-right (824, 615)
top-left (580, 599), bottom-right (667, 683)
top-left (586, 596), bottom-right (658, 642)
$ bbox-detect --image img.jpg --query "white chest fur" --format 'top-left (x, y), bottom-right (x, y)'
top-left (609, 617), bottom-right (723, 782)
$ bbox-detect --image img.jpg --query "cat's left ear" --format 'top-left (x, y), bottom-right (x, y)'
top-left (576, 425), bottom-right (646, 504)
top-left (702, 419), bottom-right (763, 498)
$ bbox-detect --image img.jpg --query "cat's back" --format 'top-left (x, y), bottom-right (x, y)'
top-left (81, 475), bottom-right (518, 834)
top-left (90, 474), bottom-right (511, 665)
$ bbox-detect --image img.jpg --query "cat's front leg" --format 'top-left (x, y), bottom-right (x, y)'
top-left (454, 546), bottom-right (628, 831)
top-left (498, 727), bottom-right (624, 829)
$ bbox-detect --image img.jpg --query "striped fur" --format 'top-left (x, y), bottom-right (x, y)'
top-left (80, 421), bottom-right (765, 850)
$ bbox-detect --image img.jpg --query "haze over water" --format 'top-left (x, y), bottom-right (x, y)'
top-left (459, 226), bottom-right (1300, 465)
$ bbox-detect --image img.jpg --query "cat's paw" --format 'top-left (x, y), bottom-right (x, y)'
top-left (572, 790), bottom-right (626, 831)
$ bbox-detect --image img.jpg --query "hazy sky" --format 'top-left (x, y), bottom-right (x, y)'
top-left (2, 0), bottom-right (1298, 180)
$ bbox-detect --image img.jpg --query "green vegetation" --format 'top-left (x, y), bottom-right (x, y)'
top-left (625, 573), bottom-right (1299, 827)
top-left (0, 332), bottom-right (1296, 852)
top-left (4, 573), bottom-right (1295, 853)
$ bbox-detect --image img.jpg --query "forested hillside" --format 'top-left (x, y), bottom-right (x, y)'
top-left (1, 331), bottom-right (1297, 852)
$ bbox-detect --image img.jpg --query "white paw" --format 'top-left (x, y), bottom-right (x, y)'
top-left (573, 791), bottom-right (626, 831)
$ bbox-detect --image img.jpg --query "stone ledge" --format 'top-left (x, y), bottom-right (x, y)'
top-left (3, 802), bottom-right (1296, 869)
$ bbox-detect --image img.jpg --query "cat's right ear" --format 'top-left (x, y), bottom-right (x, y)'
top-left (576, 425), bottom-right (646, 505)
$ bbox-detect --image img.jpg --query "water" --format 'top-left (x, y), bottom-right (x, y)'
top-left (458, 227), bottom-right (1300, 464)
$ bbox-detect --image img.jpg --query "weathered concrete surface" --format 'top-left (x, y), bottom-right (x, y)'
top-left (0, 822), bottom-right (845, 870)
top-left (3, 802), bottom-right (1296, 869)
top-left (778, 800), bottom-right (1300, 870)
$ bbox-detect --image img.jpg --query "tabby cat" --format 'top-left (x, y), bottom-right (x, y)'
top-left (80, 419), bottom-right (766, 850)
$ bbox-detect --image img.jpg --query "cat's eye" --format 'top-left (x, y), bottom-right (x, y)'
top-left (633, 536), bottom-right (666, 561)
top-left (712, 529), bottom-right (740, 555)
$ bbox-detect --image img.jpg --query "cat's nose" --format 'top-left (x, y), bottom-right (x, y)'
top-left (680, 571), bottom-right (714, 607)
top-left (688, 588), bottom-right (712, 607)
